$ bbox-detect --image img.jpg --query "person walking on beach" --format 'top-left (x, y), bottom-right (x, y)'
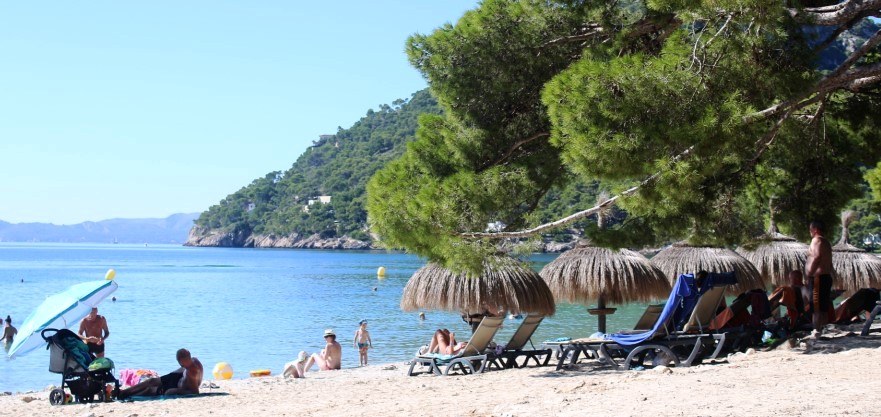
top-left (2, 316), bottom-right (17, 350)
top-left (78, 307), bottom-right (110, 357)
top-left (353, 320), bottom-right (373, 366)
top-left (806, 220), bottom-right (834, 336)
top-left (303, 329), bottom-right (342, 372)
top-left (118, 348), bottom-right (203, 399)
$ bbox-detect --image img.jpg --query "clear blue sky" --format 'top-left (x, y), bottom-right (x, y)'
top-left (0, 1), bottom-right (478, 224)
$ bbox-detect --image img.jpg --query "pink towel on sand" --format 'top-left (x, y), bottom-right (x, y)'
top-left (119, 369), bottom-right (159, 387)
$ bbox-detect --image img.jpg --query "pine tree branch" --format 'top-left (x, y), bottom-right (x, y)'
top-left (787, 0), bottom-right (881, 26)
top-left (485, 132), bottom-right (550, 169)
top-left (459, 146), bottom-right (695, 239)
top-left (746, 28), bottom-right (881, 122)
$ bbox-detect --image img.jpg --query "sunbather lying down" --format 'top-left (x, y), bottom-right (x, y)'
top-left (427, 329), bottom-right (466, 355)
top-left (118, 349), bottom-right (203, 399)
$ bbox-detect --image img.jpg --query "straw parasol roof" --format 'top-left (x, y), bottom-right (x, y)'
top-left (540, 243), bottom-right (671, 305)
top-left (539, 242), bottom-right (671, 333)
top-left (400, 256), bottom-right (555, 316)
top-left (736, 216), bottom-right (808, 287)
top-left (651, 241), bottom-right (765, 294)
top-left (832, 211), bottom-right (881, 292)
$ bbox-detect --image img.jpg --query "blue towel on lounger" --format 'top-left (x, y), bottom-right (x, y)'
top-left (609, 274), bottom-right (693, 346)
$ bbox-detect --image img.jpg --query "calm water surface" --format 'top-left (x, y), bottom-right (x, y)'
top-left (0, 243), bottom-right (652, 392)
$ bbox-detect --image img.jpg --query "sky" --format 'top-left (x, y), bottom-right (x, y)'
top-left (0, 1), bottom-right (478, 225)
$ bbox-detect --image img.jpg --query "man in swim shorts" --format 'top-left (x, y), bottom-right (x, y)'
top-left (78, 307), bottom-right (110, 358)
top-left (806, 220), bottom-right (835, 335)
top-left (118, 348), bottom-right (203, 399)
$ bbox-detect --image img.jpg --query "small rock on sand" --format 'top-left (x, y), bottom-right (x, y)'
top-left (652, 366), bottom-right (672, 374)
top-left (20, 396), bottom-right (36, 403)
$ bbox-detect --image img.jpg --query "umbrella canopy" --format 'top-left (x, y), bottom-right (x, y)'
top-left (539, 243), bottom-right (670, 333)
top-left (540, 244), bottom-right (671, 305)
top-left (8, 278), bottom-right (117, 358)
top-left (832, 211), bottom-right (881, 292)
top-left (400, 256), bottom-right (555, 316)
top-left (651, 242), bottom-right (765, 294)
top-left (736, 220), bottom-right (808, 287)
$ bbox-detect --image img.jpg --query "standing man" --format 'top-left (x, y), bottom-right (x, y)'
top-left (303, 329), bottom-right (342, 372)
top-left (806, 220), bottom-right (834, 336)
top-left (78, 307), bottom-right (110, 358)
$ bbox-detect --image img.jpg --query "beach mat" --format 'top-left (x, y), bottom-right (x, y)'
top-left (120, 392), bottom-right (228, 402)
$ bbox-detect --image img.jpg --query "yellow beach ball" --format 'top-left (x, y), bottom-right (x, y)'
top-left (213, 362), bottom-right (233, 380)
top-left (377, 266), bottom-right (386, 278)
top-left (105, 269), bottom-right (116, 280)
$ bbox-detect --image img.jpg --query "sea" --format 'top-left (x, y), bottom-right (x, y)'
top-left (0, 243), bottom-right (651, 392)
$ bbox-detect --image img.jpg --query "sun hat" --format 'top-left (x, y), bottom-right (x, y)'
top-left (297, 351), bottom-right (307, 362)
top-left (324, 328), bottom-right (336, 337)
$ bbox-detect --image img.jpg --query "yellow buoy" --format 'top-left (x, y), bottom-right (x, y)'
top-left (377, 266), bottom-right (386, 277)
top-left (105, 269), bottom-right (116, 280)
top-left (213, 362), bottom-right (233, 380)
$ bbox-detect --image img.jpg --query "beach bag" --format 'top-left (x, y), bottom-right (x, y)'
top-left (88, 357), bottom-right (115, 372)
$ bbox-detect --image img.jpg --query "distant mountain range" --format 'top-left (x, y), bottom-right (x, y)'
top-left (0, 213), bottom-right (199, 244)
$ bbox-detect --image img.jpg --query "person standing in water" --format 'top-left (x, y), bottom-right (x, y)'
top-left (2, 316), bottom-right (17, 350)
top-left (353, 320), bottom-right (373, 366)
top-left (78, 307), bottom-right (110, 358)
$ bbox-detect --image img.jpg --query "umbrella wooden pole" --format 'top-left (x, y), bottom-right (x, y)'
top-left (587, 294), bottom-right (616, 333)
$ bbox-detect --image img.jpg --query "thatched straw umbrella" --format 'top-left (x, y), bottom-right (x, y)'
top-left (736, 216), bottom-right (808, 287)
top-left (651, 242), bottom-right (765, 294)
top-left (832, 211), bottom-right (881, 292)
top-left (539, 242), bottom-right (670, 333)
top-left (400, 256), bottom-right (556, 317)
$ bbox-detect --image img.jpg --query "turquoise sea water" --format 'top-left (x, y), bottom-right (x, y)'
top-left (0, 243), bottom-right (652, 392)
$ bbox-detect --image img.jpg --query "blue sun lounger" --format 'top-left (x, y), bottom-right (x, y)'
top-left (547, 272), bottom-right (736, 370)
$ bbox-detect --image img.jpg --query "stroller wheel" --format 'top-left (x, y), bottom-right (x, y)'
top-left (49, 388), bottom-right (65, 406)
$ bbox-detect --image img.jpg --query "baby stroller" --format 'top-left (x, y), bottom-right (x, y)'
top-left (41, 328), bottom-right (119, 405)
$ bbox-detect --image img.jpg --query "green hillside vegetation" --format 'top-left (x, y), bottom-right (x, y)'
top-left (194, 89), bottom-right (442, 241)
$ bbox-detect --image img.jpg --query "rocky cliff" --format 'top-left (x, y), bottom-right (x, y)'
top-left (184, 226), bottom-right (375, 249)
top-left (184, 225), bottom-right (579, 252)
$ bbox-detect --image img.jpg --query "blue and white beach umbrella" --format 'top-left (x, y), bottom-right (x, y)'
top-left (7, 278), bottom-right (118, 358)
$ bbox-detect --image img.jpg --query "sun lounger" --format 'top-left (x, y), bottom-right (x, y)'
top-left (407, 316), bottom-right (504, 376)
top-left (633, 304), bottom-right (664, 331)
top-left (546, 272), bottom-right (736, 370)
top-left (491, 315), bottom-right (552, 369)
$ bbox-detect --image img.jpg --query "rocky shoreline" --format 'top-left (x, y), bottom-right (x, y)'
top-left (184, 226), bottom-right (579, 252)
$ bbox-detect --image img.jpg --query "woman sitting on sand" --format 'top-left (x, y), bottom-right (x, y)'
top-left (427, 329), bottom-right (466, 355)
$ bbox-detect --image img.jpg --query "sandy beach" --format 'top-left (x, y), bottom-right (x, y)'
top-left (2, 323), bottom-right (880, 417)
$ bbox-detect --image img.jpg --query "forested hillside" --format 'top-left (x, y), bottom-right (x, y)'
top-left (190, 89), bottom-right (442, 244)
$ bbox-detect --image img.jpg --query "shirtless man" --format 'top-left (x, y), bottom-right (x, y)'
top-left (78, 307), bottom-right (110, 358)
top-left (303, 329), bottom-right (342, 372)
top-left (118, 348), bottom-right (203, 399)
top-left (806, 220), bottom-right (835, 335)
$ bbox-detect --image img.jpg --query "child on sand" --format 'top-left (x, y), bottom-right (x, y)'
top-left (353, 320), bottom-right (372, 366)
